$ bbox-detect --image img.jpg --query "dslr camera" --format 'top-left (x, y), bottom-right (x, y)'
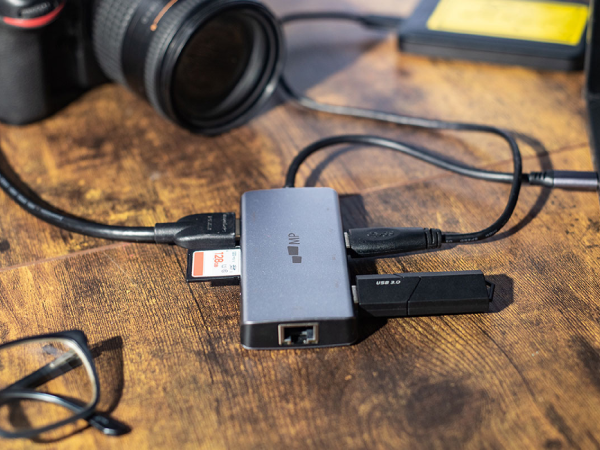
top-left (0, 0), bottom-right (284, 133)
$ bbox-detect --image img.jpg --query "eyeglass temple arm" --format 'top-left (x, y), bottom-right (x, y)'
top-left (0, 352), bottom-right (130, 436)
top-left (1, 350), bottom-right (82, 393)
top-left (0, 391), bottom-right (130, 436)
top-left (43, 394), bottom-right (130, 436)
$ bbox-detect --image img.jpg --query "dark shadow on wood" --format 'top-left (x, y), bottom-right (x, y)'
top-left (339, 194), bottom-right (388, 344)
top-left (90, 336), bottom-right (127, 418)
top-left (356, 316), bottom-right (389, 345)
top-left (485, 132), bottom-right (554, 243)
top-left (262, 24), bottom-right (386, 114)
top-left (209, 278), bottom-right (241, 288)
top-left (485, 274), bottom-right (514, 313)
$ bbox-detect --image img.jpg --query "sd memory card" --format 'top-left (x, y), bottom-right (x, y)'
top-left (398, 0), bottom-right (589, 70)
top-left (186, 249), bottom-right (241, 282)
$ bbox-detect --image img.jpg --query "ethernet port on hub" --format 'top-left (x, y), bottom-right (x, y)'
top-left (278, 323), bottom-right (319, 346)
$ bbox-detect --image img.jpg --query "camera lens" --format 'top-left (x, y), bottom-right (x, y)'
top-left (93, 0), bottom-right (283, 134)
top-left (171, 10), bottom-right (268, 125)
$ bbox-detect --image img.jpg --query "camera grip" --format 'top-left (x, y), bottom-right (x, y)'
top-left (0, 26), bottom-right (52, 125)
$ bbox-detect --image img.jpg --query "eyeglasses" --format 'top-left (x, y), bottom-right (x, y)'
top-left (0, 330), bottom-right (128, 439)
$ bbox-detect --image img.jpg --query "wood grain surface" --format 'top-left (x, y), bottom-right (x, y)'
top-left (1, 0), bottom-right (600, 448)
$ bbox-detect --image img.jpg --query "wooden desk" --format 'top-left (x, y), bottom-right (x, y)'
top-left (2, 0), bottom-right (600, 448)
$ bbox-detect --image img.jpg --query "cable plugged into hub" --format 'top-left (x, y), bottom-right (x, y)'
top-left (345, 227), bottom-right (442, 258)
top-left (154, 213), bottom-right (239, 250)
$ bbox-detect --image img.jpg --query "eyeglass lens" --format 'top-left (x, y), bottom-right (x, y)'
top-left (0, 339), bottom-right (94, 434)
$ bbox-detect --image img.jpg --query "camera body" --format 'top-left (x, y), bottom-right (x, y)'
top-left (0, 0), bottom-right (106, 125)
top-left (0, 0), bottom-right (284, 133)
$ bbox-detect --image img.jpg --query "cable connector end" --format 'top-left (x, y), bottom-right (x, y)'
top-left (155, 213), bottom-right (237, 250)
top-left (360, 15), bottom-right (405, 30)
top-left (346, 227), bottom-right (442, 258)
top-left (528, 171), bottom-right (599, 191)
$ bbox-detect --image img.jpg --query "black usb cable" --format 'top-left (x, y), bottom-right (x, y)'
top-left (281, 11), bottom-right (600, 257)
top-left (0, 165), bottom-right (239, 249)
top-left (283, 134), bottom-right (599, 257)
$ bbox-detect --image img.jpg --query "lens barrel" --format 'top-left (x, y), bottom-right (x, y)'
top-left (93, 0), bottom-right (283, 134)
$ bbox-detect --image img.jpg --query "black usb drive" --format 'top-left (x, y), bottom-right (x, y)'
top-left (354, 271), bottom-right (494, 318)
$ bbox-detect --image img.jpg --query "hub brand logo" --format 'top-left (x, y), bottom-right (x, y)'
top-left (288, 233), bottom-right (302, 263)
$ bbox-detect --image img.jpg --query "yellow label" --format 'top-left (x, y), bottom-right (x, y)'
top-left (427, 0), bottom-right (588, 46)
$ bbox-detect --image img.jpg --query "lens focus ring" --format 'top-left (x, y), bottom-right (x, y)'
top-left (91, 0), bottom-right (284, 134)
top-left (93, 0), bottom-right (145, 85)
top-left (144, 0), bottom-right (283, 133)
top-left (142, 0), bottom-right (213, 122)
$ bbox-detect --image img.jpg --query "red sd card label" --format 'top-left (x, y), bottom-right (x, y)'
top-left (189, 249), bottom-right (241, 279)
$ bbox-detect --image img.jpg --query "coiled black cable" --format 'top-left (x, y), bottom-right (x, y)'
top-left (284, 134), bottom-right (521, 244)
top-left (281, 12), bottom-right (523, 244)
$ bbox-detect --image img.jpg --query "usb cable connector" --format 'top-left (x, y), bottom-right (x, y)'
top-left (154, 213), bottom-right (239, 250)
top-left (345, 227), bottom-right (442, 258)
top-left (528, 171), bottom-right (599, 190)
